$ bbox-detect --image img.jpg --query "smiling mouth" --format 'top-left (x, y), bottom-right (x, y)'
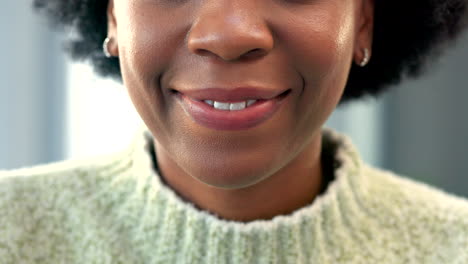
top-left (172, 88), bottom-right (291, 131)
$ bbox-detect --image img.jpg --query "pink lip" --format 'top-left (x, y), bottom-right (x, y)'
top-left (173, 88), bottom-right (290, 131)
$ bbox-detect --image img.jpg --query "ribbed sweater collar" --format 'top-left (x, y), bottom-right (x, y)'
top-left (108, 127), bottom-right (373, 263)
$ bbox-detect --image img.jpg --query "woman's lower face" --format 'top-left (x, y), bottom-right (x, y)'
top-left (107, 0), bottom-right (366, 189)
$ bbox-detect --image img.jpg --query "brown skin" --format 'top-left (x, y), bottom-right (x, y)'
top-left (106, 0), bottom-right (373, 222)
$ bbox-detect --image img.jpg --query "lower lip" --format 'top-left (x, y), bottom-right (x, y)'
top-left (175, 91), bottom-right (290, 131)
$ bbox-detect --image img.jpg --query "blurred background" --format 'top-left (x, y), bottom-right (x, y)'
top-left (1, 2), bottom-right (467, 198)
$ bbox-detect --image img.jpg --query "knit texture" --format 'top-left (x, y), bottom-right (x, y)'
top-left (0, 128), bottom-right (467, 263)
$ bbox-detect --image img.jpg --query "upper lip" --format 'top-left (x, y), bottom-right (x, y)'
top-left (172, 87), bottom-right (289, 102)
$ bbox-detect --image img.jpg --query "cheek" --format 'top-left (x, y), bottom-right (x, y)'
top-left (280, 10), bottom-right (355, 137)
top-left (114, 5), bottom-right (184, 130)
top-left (114, 2), bottom-right (184, 90)
top-left (292, 12), bottom-right (354, 104)
top-left (118, 23), bottom-right (170, 87)
top-left (283, 11), bottom-right (354, 87)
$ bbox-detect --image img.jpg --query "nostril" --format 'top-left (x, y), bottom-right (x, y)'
top-left (241, 48), bottom-right (267, 61)
top-left (194, 48), bottom-right (265, 62)
top-left (249, 48), bottom-right (264, 54)
top-left (279, 89), bottom-right (292, 98)
top-left (195, 49), bottom-right (212, 57)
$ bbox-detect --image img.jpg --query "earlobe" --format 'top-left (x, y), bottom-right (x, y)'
top-left (105, 0), bottom-right (119, 57)
top-left (107, 0), bottom-right (116, 29)
top-left (354, 0), bottom-right (374, 67)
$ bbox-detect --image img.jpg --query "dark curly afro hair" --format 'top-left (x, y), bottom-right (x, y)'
top-left (33, 0), bottom-right (468, 103)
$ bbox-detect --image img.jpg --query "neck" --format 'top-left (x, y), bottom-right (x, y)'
top-left (152, 136), bottom-right (324, 222)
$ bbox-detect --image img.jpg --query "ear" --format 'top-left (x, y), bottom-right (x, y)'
top-left (106, 0), bottom-right (119, 57)
top-left (354, 0), bottom-right (374, 66)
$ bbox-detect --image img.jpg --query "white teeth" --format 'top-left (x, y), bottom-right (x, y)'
top-left (204, 100), bottom-right (214, 106)
top-left (213, 101), bottom-right (230, 110)
top-left (247, 99), bottom-right (257, 107)
top-left (230, 102), bottom-right (246, 111)
top-left (203, 99), bottom-right (258, 111)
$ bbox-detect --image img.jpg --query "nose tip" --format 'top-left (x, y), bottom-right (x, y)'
top-left (187, 15), bottom-right (274, 62)
top-left (188, 35), bottom-right (273, 61)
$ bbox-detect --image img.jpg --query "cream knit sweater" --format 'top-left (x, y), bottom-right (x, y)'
top-left (0, 128), bottom-right (467, 264)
